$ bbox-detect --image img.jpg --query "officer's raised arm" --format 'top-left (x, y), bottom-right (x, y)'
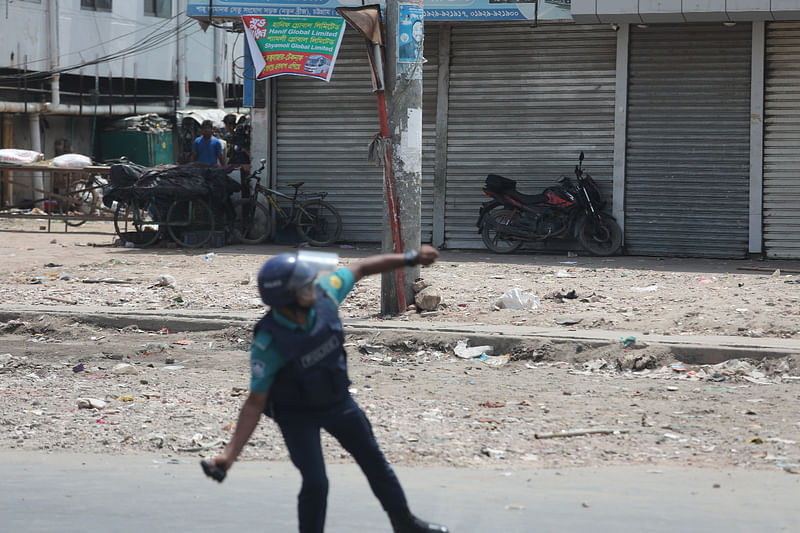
top-left (348, 244), bottom-right (439, 283)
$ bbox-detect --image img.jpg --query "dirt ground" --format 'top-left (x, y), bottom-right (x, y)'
top-left (1, 218), bottom-right (799, 473)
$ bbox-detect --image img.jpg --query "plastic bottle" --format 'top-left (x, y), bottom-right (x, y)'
top-left (204, 252), bottom-right (216, 261)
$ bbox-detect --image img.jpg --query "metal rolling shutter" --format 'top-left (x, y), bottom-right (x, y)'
top-left (421, 25), bottom-right (439, 243)
top-left (445, 23), bottom-right (617, 249)
top-left (275, 27), bottom-right (439, 244)
top-left (625, 23), bottom-right (751, 258)
top-left (764, 22), bottom-right (800, 259)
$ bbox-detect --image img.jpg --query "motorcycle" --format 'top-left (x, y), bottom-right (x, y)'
top-left (475, 152), bottom-right (623, 256)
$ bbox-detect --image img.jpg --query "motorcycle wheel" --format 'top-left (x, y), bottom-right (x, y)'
top-left (576, 214), bottom-right (623, 256)
top-left (481, 208), bottom-right (524, 254)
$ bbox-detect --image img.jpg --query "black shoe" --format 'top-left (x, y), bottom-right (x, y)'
top-left (390, 509), bottom-right (449, 533)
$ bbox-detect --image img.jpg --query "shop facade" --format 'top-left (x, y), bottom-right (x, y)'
top-left (197, 1), bottom-right (800, 259)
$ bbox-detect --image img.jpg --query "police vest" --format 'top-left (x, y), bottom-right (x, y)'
top-left (255, 287), bottom-right (350, 413)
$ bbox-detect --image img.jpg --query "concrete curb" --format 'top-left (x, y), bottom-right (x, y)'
top-left (2, 305), bottom-right (799, 364)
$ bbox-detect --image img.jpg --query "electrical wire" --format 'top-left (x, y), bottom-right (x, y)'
top-left (0, 14), bottom-right (202, 83)
top-left (9, 9), bottom-right (184, 71)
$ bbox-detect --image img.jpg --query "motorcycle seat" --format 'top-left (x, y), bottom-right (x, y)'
top-left (506, 189), bottom-right (549, 205)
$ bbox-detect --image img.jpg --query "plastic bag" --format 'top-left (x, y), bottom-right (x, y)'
top-left (0, 149), bottom-right (44, 164)
top-left (51, 153), bottom-right (92, 168)
top-left (494, 288), bottom-right (540, 310)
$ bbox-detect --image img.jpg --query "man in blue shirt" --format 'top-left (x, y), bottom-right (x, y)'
top-left (190, 119), bottom-right (224, 166)
top-left (207, 246), bottom-right (448, 533)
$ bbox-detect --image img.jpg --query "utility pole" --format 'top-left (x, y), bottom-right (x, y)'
top-left (177, 0), bottom-right (187, 109)
top-left (381, 0), bottom-right (424, 314)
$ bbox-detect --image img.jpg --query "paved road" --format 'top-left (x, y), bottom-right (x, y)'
top-left (1, 451), bottom-right (798, 532)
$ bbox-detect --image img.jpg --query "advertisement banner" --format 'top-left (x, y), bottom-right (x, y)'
top-left (242, 15), bottom-right (346, 81)
top-left (189, 0), bottom-right (573, 22)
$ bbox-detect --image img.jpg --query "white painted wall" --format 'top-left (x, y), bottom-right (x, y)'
top-left (1, 0), bottom-right (243, 84)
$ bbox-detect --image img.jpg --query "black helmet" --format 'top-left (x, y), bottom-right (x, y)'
top-left (257, 254), bottom-right (317, 307)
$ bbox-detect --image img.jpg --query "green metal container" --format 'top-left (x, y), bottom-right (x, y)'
top-left (101, 129), bottom-right (173, 166)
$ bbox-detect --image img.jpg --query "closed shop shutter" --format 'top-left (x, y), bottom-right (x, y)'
top-left (275, 27), bottom-right (439, 244)
top-left (764, 22), bottom-right (800, 259)
top-left (444, 22), bottom-right (617, 249)
top-left (625, 23), bottom-right (751, 258)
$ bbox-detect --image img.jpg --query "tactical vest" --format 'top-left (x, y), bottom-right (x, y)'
top-left (255, 287), bottom-right (350, 414)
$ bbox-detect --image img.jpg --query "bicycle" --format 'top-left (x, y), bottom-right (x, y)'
top-left (231, 159), bottom-right (343, 246)
top-left (113, 195), bottom-right (162, 247)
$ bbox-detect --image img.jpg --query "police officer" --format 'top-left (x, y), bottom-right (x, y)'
top-left (208, 246), bottom-right (449, 533)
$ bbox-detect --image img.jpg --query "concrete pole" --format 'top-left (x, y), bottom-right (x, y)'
top-left (214, 27), bottom-right (224, 109)
top-left (2, 115), bottom-right (14, 205)
top-left (381, 0), bottom-right (424, 314)
top-left (47, 0), bottom-right (60, 106)
top-left (177, 0), bottom-right (187, 109)
top-left (29, 114), bottom-right (45, 202)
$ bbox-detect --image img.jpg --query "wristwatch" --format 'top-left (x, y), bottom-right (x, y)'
top-left (403, 249), bottom-right (419, 266)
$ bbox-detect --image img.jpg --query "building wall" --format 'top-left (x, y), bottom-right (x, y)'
top-left (1, 0), bottom-right (242, 84)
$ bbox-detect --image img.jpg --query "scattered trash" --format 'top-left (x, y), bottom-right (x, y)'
top-left (494, 288), bottom-right (540, 310)
top-left (556, 269), bottom-right (574, 278)
top-left (454, 340), bottom-right (494, 359)
top-left (43, 263), bottom-right (63, 268)
top-left (620, 336), bottom-right (636, 348)
top-left (483, 354), bottom-right (510, 367)
top-left (163, 365), bottom-right (185, 370)
top-left (111, 363), bottom-right (138, 375)
top-left (43, 296), bottom-right (78, 305)
top-left (72, 363), bottom-right (85, 373)
top-left (583, 359), bottom-right (608, 372)
top-left (77, 398), bottom-right (106, 409)
top-left (151, 275), bottom-right (176, 289)
top-left (481, 447), bottom-right (505, 458)
top-left (204, 253), bottom-right (216, 261)
top-left (631, 285), bottom-right (658, 292)
top-left (555, 316), bottom-right (583, 326)
top-left (534, 428), bottom-right (628, 439)
top-left (548, 290), bottom-right (578, 300)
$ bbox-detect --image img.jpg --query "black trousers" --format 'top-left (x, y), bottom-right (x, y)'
top-left (275, 396), bottom-right (408, 533)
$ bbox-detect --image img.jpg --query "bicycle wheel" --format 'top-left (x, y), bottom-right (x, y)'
top-left (165, 197), bottom-right (215, 248)
top-left (113, 198), bottom-right (161, 247)
top-left (480, 208), bottom-right (523, 254)
top-left (59, 179), bottom-right (96, 227)
top-left (296, 200), bottom-right (342, 246)
top-left (231, 199), bottom-right (271, 245)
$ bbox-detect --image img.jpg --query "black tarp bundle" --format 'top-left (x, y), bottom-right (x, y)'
top-left (103, 163), bottom-right (241, 212)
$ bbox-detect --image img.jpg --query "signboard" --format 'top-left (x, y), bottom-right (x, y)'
top-left (242, 15), bottom-right (346, 81)
top-left (188, 0), bottom-right (573, 22)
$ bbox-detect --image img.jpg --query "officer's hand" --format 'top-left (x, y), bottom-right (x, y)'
top-left (211, 453), bottom-right (233, 473)
top-left (417, 245), bottom-right (439, 266)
